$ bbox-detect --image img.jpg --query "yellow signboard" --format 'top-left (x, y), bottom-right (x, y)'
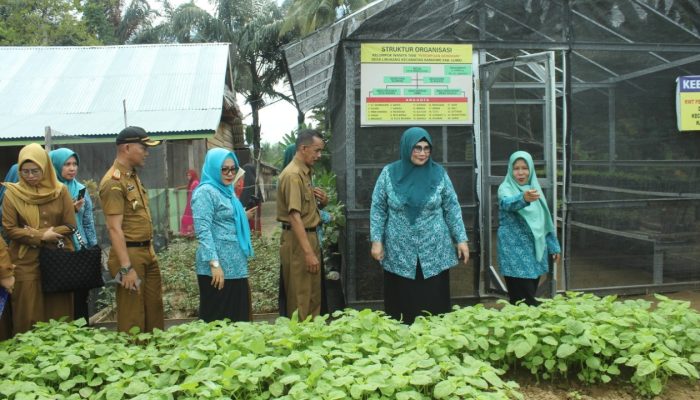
top-left (361, 43), bottom-right (472, 64)
top-left (360, 43), bottom-right (473, 126)
top-left (677, 76), bottom-right (700, 131)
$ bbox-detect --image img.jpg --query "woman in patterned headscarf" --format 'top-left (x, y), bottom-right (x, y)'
top-left (2, 143), bottom-right (76, 335)
top-left (497, 151), bottom-right (561, 306)
top-left (370, 127), bottom-right (469, 324)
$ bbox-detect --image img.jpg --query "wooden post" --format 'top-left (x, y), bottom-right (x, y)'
top-left (123, 99), bottom-right (128, 127)
top-left (162, 141), bottom-right (171, 244)
top-left (44, 126), bottom-right (52, 151)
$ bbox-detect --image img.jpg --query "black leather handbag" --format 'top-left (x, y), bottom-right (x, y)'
top-left (39, 228), bottom-right (104, 293)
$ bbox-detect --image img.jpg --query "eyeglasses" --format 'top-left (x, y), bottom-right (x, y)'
top-left (412, 145), bottom-right (432, 154)
top-left (20, 168), bottom-right (42, 177)
top-left (221, 167), bottom-right (237, 175)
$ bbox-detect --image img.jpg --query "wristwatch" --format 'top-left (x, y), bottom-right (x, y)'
top-left (119, 266), bottom-right (132, 275)
top-left (210, 260), bottom-right (221, 269)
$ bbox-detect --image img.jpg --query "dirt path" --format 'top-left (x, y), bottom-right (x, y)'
top-left (259, 200), bottom-right (279, 239)
top-left (517, 378), bottom-right (700, 400)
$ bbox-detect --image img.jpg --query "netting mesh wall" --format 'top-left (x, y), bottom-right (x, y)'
top-left (330, 47), bottom-right (478, 305)
top-left (568, 51), bottom-right (700, 290)
top-left (321, 0), bottom-right (700, 302)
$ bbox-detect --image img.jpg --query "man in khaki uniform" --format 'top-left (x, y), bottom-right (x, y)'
top-left (99, 126), bottom-right (164, 333)
top-left (277, 129), bottom-right (328, 320)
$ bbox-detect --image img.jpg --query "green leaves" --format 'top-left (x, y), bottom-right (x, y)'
top-left (556, 343), bottom-right (577, 358)
top-left (433, 380), bottom-right (456, 398)
top-left (416, 292), bottom-right (700, 397)
top-left (3, 293), bottom-right (700, 399)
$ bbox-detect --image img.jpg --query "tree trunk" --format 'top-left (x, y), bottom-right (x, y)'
top-left (297, 108), bottom-right (304, 128)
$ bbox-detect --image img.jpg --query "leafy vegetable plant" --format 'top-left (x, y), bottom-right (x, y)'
top-left (1, 293), bottom-right (699, 399)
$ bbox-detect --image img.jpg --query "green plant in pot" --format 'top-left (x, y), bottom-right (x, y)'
top-left (313, 168), bottom-right (345, 271)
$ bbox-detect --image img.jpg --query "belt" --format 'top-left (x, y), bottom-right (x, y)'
top-left (281, 223), bottom-right (316, 233)
top-left (126, 240), bottom-right (151, 247)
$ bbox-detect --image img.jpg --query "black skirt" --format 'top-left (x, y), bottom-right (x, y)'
top-left (197, 275), bottom-right (250, 323)
top-left (504, 276), bottom-right (540, 306)
top-left (383, 262), bottom-right (450, 324)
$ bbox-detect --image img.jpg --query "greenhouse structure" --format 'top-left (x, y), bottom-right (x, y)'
top-left (284, 0), bottom-right (700, 308)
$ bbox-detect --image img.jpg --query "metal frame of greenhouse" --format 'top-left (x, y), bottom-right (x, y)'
top-left (284, 0), bottom-right (700, 308)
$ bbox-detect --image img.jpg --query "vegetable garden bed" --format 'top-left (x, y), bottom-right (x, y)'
top-left (2, 293), bottom-right (700, 399)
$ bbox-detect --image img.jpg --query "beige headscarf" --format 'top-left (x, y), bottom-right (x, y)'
top-left (3, 143), bottom-right (64, 258)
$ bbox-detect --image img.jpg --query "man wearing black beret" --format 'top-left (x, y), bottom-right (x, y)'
top-left (99, 126), bottom-right (164, 333)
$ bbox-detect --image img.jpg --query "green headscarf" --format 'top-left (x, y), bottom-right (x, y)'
top-left (498, 151), bottom-right (555, 261)
top-left (389, 127), bottom-right (444, 223)
top-left (283, 144), bottom-right (296, 169)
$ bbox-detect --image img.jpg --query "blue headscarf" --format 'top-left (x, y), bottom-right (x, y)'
top-left (49, 148), bottom-right (85, 199)
top-left (196, 148), bottom-right (253, 257)
top-left (389, 127), bottom-right (444, 223)
top-left (50, 148), bottom-right (87, 249)
top-left (498, 151), bottom-right (555, 261)
top-left (0, 164), bottom-right (19, 225)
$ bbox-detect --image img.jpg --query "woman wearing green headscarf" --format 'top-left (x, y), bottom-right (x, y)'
top-left (370, 127), bottom-right (469, 324)
top-left (497, 151), bottom-right (561, 306)
top-left (50, 148), bottom-right (99, 324)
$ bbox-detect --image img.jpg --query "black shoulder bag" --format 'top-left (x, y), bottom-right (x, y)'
top-left (39, 227), bottom-right (104, 293)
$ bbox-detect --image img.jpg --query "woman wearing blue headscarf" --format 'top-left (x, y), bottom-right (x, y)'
top-left (50, 148), bottom-right (99, 323)
top-left (370, 127), bottom-right (469, 324)
top-left (192, 148), bottom-right (255, 322)
top-left (497, 151), bottom-right (560, 306)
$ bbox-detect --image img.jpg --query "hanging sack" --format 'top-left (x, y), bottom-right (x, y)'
top-left (39, 227), bottom-right (104, 293)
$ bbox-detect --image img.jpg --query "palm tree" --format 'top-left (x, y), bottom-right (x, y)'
top-left (83, 0), bottom-right (159, 44)
top-left (214, 0), bottom-right (290, 160)
top-left (280, 0), bottom-right (370, 37)
top-left (128, 0), bottom-right (291, 159)
top-left (131, 1), bottom-right (221, 44)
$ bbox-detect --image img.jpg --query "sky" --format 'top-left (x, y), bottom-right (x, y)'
top-left (161, 0), bottom-right (303, 145)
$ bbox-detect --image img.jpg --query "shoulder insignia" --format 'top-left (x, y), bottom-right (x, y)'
top-left (111, 169), bottom-right (121, 180)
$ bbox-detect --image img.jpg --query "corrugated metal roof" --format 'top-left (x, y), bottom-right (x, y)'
top-left (0, 43), bottom-right (231, 142)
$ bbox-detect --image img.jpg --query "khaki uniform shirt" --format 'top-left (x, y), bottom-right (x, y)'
top-left (2, 187), bottom-right (76, 280)
top-left (276, 158), bottom-right (321, 228)
top-left (99, 160), bottom-right (153, 242)
top-left (0, 236), bottom-right (12, 280)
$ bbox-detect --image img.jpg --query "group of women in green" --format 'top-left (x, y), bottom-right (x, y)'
top-left (370, 127), bottom-right (560, 323)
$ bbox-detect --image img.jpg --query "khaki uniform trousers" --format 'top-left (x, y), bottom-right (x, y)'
top-left (280, 230), bottom-right (321, 320)
top-left (109, 246), bottom-right (164, 333)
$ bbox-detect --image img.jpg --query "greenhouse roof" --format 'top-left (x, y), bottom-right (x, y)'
top-left (0, 43), bottom-right (231, 143)
top-left (284, 0), bottom-right (700, 113)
